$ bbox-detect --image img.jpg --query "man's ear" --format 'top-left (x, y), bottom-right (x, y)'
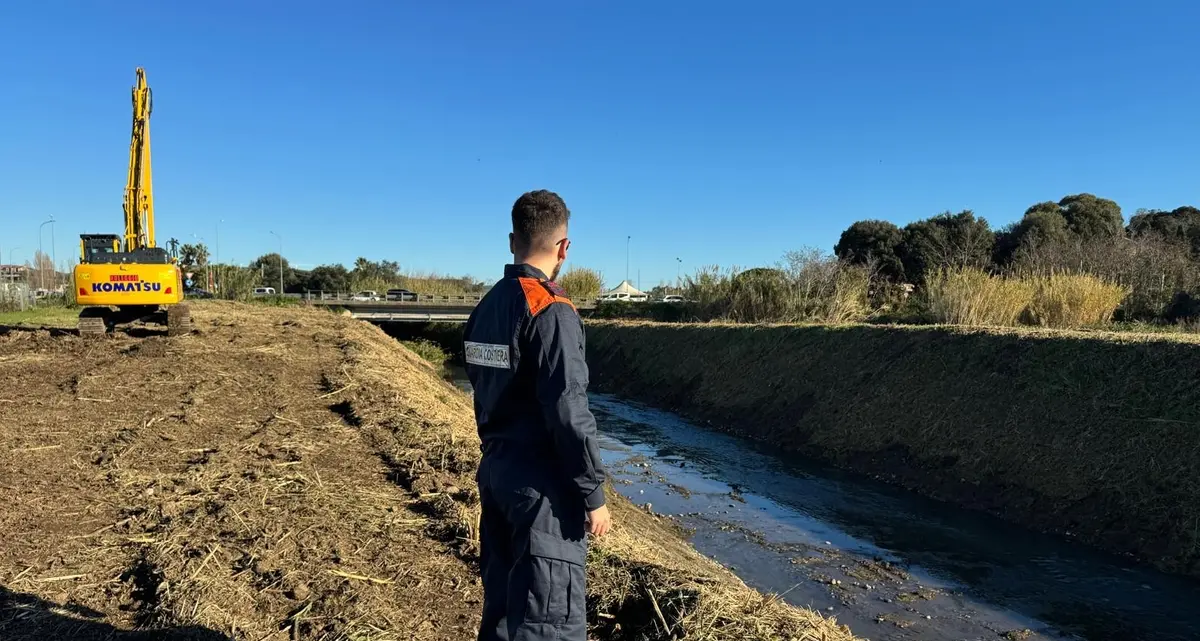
top-left (509, 233), bottom-right (516, 255)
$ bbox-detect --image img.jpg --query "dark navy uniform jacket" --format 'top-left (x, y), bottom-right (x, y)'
top-left (463, 263), bottom-right (607, 511)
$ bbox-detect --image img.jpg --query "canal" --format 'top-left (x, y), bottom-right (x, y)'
top-left (443, 367), bottom-right (1200, 641)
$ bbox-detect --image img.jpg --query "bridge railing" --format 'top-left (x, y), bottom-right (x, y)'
top-left (301, 291), bottom-right (597, 308)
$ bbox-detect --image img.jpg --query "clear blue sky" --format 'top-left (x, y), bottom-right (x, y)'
top-left (1, 1), bottom-right (1197, 288)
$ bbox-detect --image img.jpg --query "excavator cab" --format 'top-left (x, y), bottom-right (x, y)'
top-left (79, 234), bottom-right (170, 265)
top-left (80, 234), bottom-right (120, 264)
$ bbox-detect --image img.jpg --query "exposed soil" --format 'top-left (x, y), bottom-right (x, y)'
top-left (0, 303), bottom-right (857, 641)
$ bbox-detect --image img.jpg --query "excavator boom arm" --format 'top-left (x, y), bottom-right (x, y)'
top-left (123, 67), bottom-right (154, 251)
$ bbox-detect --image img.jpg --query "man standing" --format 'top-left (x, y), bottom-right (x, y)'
top-left (464, 190), bottom-right (611, 641)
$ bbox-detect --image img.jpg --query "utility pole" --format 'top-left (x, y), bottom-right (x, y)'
top-left (50, 219), bottom-right (57, 291)
top-left (38, 216), bottom-right (54, 290)
top-left (269, 231), bottom-right (283, 293)
top-left (626, 235), bottom-right (631, 284)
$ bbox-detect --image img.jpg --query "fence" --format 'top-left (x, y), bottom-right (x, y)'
top-left (0, 283), bottom-right (32, 311)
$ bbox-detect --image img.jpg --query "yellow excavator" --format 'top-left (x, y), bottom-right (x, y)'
top-left (73, 67), bottom-right (189, 337)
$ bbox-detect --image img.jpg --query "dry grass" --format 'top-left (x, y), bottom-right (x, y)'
top-left (926, 268), bottom-right (1132, 329)
top-left (0, 303), bottom-right (857, 640)
top-left (683, 252), bottom-right (872, 324)
top-left (0, 303), bottom-right (482, 640)
top-left (925, 267), bottom-right (1034, 326)
top-left (1026, 272), bottom-right (1128, 328)
top-left (349, 272), bottom-right (484, 298)
top-left (586, 320), bottom-right (1200, 579)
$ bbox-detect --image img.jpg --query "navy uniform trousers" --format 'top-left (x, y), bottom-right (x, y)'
top-left (476, 454), bottom-right (588, 641)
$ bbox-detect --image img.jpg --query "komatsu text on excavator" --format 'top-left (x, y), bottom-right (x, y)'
top-left (73, 67), bottom-right (190, 337)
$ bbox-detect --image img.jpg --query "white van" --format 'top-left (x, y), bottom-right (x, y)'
top-left (253, 287), bottom-right (276, 296)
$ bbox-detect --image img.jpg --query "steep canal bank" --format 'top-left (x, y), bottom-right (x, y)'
top-left (585, 321), bottom-right (1200, 578)
top-left (439, 362), bottom-right (1200, 641)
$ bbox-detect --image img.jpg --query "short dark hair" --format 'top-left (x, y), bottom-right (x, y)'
top-left (511, 190), bottom-right (570, 252)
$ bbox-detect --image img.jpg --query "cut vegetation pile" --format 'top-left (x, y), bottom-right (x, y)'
top-left (586, 321), bottom-right (1200, 578)
top-left (0, 303), bottom-right (856, 640)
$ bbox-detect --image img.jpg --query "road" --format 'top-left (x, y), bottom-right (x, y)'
top-left (308, 297), bottom-right (598, 323)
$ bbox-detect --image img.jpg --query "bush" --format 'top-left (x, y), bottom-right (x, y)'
top-left (557, 267), bottom-right (604, 299)
top-left (1012, 235), bottom-right (1199, 321)
top-left (401, 339), bottom-right (449, 367)
top-left (1026, 273), bottom-right (1128, 328)
top-left (212, 265), bottom-right (263, 301)
top-left (1165, 291), bottom-right (1200, 324)
top-left (925, 268), bottom-right (1034, 327)
top-left (678, 251), bottom-right (871, 324)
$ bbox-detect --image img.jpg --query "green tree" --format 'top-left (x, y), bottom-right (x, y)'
top-left (179, 243), bottom-right (210, 268)
top-left (896, 210), bottom-right (994, 284)
top-left (994, 204), bottom-right (1071, 265)
top-left (250, 253), bottom-right (298, 292)
top-left (1129, 206), bottom-right (1200, 256)
top-left (1059, 193), bottom-right (1123, 239)
top-left (304, 264), bottom-right (351, 292)
top-left (834, 220), bottom-right (905, 281)
top-left (995, 194), bottom-right (1123, 265)
top-left (351, 258), bottom-right (401, 283)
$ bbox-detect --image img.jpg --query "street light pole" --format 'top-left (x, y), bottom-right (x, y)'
top-left (269, 231), bottom-right (283, 293)
top-left (676, 257), bottom-right (682, 287)
top-left (626, 235), bottom-right (631, 284)
top-left (50, 219), bottom-right (57, 291)
top-left (38, 216), bottom-right (54, 290)
top-left (215, 219), bottom-right (223, 292)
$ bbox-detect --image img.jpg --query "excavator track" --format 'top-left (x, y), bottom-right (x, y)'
top-left (167, 304), bottom-right (192, 337)
top-left (78, 308), bottom-right (109, 338)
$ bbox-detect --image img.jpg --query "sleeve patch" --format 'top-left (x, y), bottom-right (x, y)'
top-left (519, 277), bottom-right (576, 317)
top-left (465, 341), bottom-right (511, 369)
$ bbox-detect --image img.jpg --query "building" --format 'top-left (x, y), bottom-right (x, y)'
top-left (0, 264), bottom-right (28, 284)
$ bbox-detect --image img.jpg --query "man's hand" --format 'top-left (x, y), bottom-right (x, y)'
top-left (586, 504), bottom-right (612, 537)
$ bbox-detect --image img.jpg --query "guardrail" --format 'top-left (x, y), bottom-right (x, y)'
top-left (301, 291), bottom-right (598, 309)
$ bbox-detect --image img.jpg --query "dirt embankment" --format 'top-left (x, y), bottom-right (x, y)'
top-left (585, 321), bottom-right (1200, 578)
top-left (0, 304), bottom-right (856, 641)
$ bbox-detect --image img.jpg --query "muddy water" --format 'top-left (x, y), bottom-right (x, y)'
top-left (441, 367), bottom-right (1200, 641)
top-left (589, 396), bottom-right (1200, 641)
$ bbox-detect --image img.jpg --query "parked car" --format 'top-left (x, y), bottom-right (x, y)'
top-left (184, 287), bottom-right (214, 299)
top-left (386, 288), bottom-right (417, 302)
top-left (662, 294), bottom-right (686, 303)
top-left (351, 290), bottom-right (380, 301)
top-left (253, 287), bottom-right (276, 296)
